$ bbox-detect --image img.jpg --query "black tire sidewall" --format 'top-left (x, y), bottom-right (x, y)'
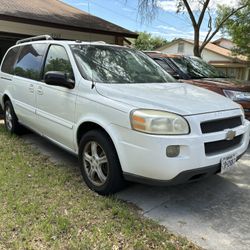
top-left (79, 130), bottom-right (124, 195)
top-left (4, 101), bottom-right (19, 134)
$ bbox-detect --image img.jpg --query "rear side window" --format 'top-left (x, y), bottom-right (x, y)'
top-left (1, 47), bottom-right (19, 74)
top-left (14, 44), bottom-right (47, 81)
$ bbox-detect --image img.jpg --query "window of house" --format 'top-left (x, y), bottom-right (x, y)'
top-left (177, 42), bottom-right (184, 53)
top-left (227, 68), bottom-right (237, 78)
top-left (14, 44), bottom-right (47, 80)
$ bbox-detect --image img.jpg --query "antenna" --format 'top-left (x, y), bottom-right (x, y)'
top-left (87, 0), bottom-right (95, 89)
top-left (87, 1), bottom-right (92, 43)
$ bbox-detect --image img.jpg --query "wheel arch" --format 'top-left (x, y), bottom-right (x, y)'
top-left (76, 121), bottom-right (119, 153)
top-left (76, 119), bottom-right (124, 165)
top-left (2, 94), bottom-right (11, 105)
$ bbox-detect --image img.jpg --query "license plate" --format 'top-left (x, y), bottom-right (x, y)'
top-left (221, 154), bottom-right (237, 174)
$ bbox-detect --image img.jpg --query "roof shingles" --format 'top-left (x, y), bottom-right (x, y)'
top-left (0, 0), bottom-right (137, 37)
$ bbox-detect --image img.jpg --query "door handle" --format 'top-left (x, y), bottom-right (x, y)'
top-left (29, 84), bottom-right (34, 93)
top-left (37, 86), bottom-right (43, 95)
top-left (0, 77), bottom-right (12, 81)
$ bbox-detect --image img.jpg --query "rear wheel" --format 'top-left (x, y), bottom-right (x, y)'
top-left (4, 100), bottom-right (21, 134)
top-left (79, 130), bottom-right (125, 195)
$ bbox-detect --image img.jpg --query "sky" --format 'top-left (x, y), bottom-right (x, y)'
top-left (61, 0), bottom-right (239, 41)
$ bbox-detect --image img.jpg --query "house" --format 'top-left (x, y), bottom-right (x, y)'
top-left (0, 0), bottom-right (137, 62)
top-left (157, 38), bottom-right (250, 81)
top-left (212, 38), bottom-right (235, 50)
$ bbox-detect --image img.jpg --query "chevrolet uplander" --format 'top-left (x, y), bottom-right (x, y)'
top-left (0, 35), bottom-right (249, 195)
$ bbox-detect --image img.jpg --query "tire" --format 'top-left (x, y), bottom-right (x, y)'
top-left (79, 129), bottom-right (125, 195)
top-left (0, 105), bottom-right (4, 119)
top-left (4, 100), bottom-right (21, 134)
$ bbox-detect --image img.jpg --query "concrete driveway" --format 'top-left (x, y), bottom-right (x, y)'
top-left (20, 132), bottom-right (250, 250)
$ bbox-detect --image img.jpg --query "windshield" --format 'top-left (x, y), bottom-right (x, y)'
top-left (170, 56), bottom-right (226, 79)
top-left (70, 45), bottom-right (175, 83)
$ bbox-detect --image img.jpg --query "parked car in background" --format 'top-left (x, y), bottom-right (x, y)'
top-left (0, 36), bottom-right (249, 195)
top-left (146, 52), bottom-right (250, 120)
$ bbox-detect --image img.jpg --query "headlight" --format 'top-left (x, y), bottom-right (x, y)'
top-left (130, 109), bottom-right (190, 135)
top-left (223, 90), bottom-right (250, 101)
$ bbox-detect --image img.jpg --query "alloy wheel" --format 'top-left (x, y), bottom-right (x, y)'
top-left (5, 106), bottom-right (13, 131)
top-left (83, 141), bottom-right (109, 186)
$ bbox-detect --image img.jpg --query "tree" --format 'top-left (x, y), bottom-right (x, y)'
top-left (218, 1), bottom-right (250, 58)
top-left (133, 31), bottom-right (168, 50)
top-left (137, 0), bottom-right (248, 57)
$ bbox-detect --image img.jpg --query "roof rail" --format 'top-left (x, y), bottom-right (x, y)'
top-left (16, 35), bottom-right (53, 45)
top-left (91, 41), bottom-right (106, 44)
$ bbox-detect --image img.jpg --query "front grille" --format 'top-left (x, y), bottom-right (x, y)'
top-left (201, 116), bottom-right (242, 134)
top-left (205, 135), bottom-right (243, 155)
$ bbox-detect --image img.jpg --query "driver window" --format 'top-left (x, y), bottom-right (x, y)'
top-left (44, 45), bottom-right (74, 81)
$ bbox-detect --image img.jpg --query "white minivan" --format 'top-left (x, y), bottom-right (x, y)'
top-left (0, 35), bottom-right (249, 195)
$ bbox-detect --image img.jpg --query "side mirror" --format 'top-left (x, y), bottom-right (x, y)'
top-left (44, 71), bottom-right (75, 89)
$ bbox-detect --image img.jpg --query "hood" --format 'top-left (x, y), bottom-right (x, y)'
top-left (96, 82), bottom-right (240, 116)
top-left (187, 78), bottom-right (250, 91)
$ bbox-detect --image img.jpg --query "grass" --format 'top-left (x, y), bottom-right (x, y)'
top-left (0, 123), bottom-right (199, 250)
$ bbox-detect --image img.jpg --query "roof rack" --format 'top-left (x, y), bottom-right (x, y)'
top-left (16, 35), bottom-right (53, 45)
top-left (91, 41), bottom-right (106, 44)
top-left (75, 40), bottom-right (107, 45)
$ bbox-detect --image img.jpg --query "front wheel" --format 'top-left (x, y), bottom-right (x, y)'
top-left (4, 100), bottom-right (21, 134)
top-left (79, 130), bottom-right (125, 195)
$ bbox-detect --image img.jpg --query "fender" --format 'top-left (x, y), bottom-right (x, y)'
top-left (74, 114), bottom-right (128, 164)
top-left (75, 115), bottom-right (116, 147)
top-left (1, 91), bottom-right (14, 108)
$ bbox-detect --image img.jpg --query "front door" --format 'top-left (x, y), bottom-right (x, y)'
top-left (36, 44), bottom-right (77, 150)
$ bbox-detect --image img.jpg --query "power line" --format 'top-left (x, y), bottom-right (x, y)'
top-left (89, 1), bottom-right (174, 34)
top-left (90, 2), bottom-right (151, 27)
top-left (116, 0), bottom-right (193, 28)
top-left (86, 0), bottom-right (194, 40)
top-left (92, 0), bottom-right (191, 32)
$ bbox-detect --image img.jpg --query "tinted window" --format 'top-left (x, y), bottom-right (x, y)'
top-left (71, 45), bottom-right (174, 84)
top-left (14, 44), bottom-right (47, 80)
top-left (1, 47), bottom-right (19, 74)
top-left (44, 45), bottom-right (74, 80)
top-left (154, 59), bottom-right (177, 76)
top-left (170, 57), bottom-right (226, 79)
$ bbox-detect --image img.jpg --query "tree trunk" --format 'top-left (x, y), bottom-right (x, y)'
top-left (193, 27), bottom-right (201, 57)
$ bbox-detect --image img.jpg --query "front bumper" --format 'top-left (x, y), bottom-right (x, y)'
top-left (111, 109), bottom-right (250, 183)
top-left (123, 151), bottom-right (246, 186)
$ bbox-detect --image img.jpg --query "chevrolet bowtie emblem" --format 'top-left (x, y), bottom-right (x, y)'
top-left (225, 130), bottom-right (236, 141)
